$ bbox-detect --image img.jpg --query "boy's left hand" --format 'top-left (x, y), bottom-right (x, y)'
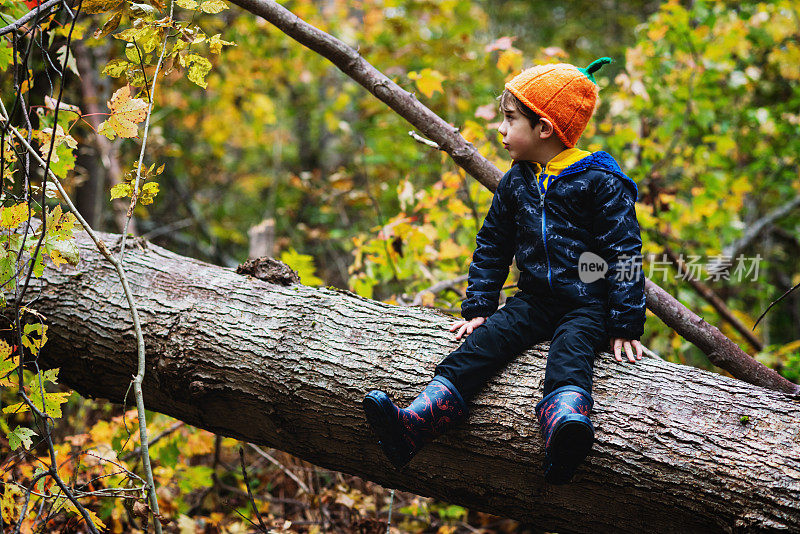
top-left (610, 338), bottom-right (643, 363)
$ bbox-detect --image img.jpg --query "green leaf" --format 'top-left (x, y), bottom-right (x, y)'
top-left (0, 40), bottom-right (13, 72)
top-left (8, 426), bottom-right (37, 450)
top-left (49, 143), bottom-right (76, 179)
top-left (176, 0), bottom-right (198, 9)
top-left (0, 250), bottom-right (15, 292)
top-left (28, 368), bottom-right (59, 389)
top-left (31, 251), bottom-right (44, 277)
top-left (34, 467), bottom-right (47, 492)
top-left (0, 202), bottom-right (29, 229)
top-left (280, 248), bottom-right (323, 286)
top-left (0, 340), bottom-right (18, 387)
top-left (22, 323), bottom-right (47, 356)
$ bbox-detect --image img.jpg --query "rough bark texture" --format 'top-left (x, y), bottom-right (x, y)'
top-left (26, 231), bottom-right (800, 533)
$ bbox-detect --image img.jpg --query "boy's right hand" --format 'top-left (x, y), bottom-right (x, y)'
top-left (449, 317), bottom-right (486, 340)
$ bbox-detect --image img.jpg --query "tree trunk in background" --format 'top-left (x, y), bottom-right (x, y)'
top-left (25, 230), bottom-right (800, 534)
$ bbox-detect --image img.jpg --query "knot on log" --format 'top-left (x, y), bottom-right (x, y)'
top-left (112, 235), bottom-right (148, 253)
top-left (236, 257), bottom-right (300, 286)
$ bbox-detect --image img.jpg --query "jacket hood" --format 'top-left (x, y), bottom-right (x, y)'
top-left (561, 151), bottom-right (638, 199)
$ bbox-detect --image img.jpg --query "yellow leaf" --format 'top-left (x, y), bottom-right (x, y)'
top-left (208, 33), bottom-right (235, 54)
top-left (80, 0), bottom-right (124, 14)
top-left (0, 340), bottom-right (18, 387)
top-left (65, 501), bottom-right (107, 530)
top-left (94, 10), bottom-right (123, 39)
top-left (1, 202), bottom-right (29, 229)
top-left (200, 0), bottom-right (228, 13)
top-left (102, 86), bottom-right (148, 139)
top-left (408, 68), bottom-right (446, 98)
top-left (50, 249), bottom-right (67, 267)
top-left (102, 58), bottom-right (129, 78)
top-left (4, 391), bottom-right (72, 418)
top-left (438, 239), bottom-right (465, 260)
top-left (647, 24), bottom-right (668, 41)
top-left (139, 181), bottom-right (160, 205)
top-left (2, 484), bottom-right (23, 523)
top-left (36, 124), bottom-right (77, 162)
top-left (110, 182), bottom-right (132, 200)
top-left (184, 54), bottom-right (212, 88)
top-left (497, 48), bottom-right (522, 74)
top-left (176, 0), bottom-right (198, 8)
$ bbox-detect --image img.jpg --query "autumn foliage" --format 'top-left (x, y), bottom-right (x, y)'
top-left (2, 0), bottom-right (800, 531)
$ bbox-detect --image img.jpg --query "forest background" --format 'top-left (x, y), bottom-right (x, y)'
top-left (1, 0), bottom-right (800, 532)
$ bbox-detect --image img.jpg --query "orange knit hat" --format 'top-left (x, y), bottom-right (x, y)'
top-left (505, 57), bottom-right (613, 148)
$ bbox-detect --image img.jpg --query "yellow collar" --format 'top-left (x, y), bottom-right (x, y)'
top-left (529, 148), bottom-right (593, 177)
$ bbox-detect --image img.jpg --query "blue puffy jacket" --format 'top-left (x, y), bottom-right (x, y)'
top-left (460, 150), bottom-right (646, 340)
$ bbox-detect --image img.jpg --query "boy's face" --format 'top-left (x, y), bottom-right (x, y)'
top-left (497, 103), bottom-right (544, 163)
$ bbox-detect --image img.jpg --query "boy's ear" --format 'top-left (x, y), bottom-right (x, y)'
top-left (538, 118), bottom-right (556, 139)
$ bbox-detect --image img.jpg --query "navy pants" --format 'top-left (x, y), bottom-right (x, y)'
top-left (435, 292), bottom-right (608, 402)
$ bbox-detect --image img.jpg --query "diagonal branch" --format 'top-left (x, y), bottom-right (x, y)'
top-left (225, 0), bottom-right (798, 394)
top-left (662, 245), bottom-right (763, 352)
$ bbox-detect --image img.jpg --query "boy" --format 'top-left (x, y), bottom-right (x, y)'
top-left (363, 58), bottom-right (646, 484)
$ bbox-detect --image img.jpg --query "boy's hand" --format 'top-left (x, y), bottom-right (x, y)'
top-left (449, 317), bottom-right (486, 340)
top-left (610, 338), bottom-right (643, 363)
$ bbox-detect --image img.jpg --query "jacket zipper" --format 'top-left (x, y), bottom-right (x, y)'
top-left (534, 169), bottom-right (554, 292)
top-left (524, 162), bottom-right (587, 293)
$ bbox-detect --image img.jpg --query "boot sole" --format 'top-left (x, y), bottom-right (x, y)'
top-left (544, 419), bottom-right (593, 485)
top-left (362, 392), bottom-right (413, 469)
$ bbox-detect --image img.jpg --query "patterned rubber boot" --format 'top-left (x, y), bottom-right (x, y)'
top-left (362, 376), bottom-right (468, 469)
top-left (534, 385), bottom-right (594, 485)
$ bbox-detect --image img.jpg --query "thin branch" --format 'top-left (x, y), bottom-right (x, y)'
top-left (0, 0), bottom-right (63, 37)
top-left (662, 245), bottom-right (763, 352)
top-left (238, 447), bottom-right (269, 533)
top-left (407, 130), bottom-right (440, 149)
top-left (411, 274), bottom-right (468, 306)
top-left (118, 3), bottom-right (174, 260)
top-left (120, 421), bottom-right (185, 461)
top-left (708, 191), bottom-right (800, 274)
top-left (753, 280), bottom-right (800, 331)
top-left (248, 444), bottom-right (312, 494)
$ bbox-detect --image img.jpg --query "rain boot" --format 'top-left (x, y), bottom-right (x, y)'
top-left (534, 385), bottom-right (594, 484)
top-left (363, 376), bottom-right (468, 469)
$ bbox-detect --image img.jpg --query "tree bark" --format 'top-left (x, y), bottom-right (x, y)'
top-left (225, 0), bottom-right (798, 396)
top-left (25, 231), bottom-right (800, 534)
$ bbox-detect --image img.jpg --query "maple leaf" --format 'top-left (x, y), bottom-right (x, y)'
top-left (98, 86), bottom-right (148, 140)
top-left (408, 69), bottom-right (446, 98)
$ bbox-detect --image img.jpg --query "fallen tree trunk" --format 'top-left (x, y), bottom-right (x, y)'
top-left (26, 231), bottom-right (800, 533)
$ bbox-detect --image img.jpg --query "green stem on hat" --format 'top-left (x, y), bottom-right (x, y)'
top-left (578, 57), bottom-right (614, 84)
